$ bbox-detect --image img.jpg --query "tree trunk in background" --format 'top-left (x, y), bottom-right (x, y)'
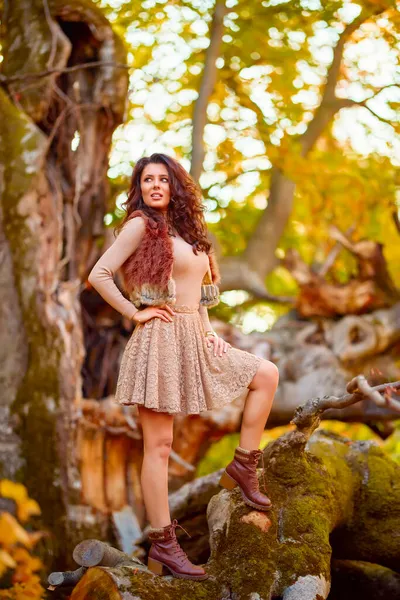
top-left (0, 0), bottom-right (128, 568)
top-left (190, 0), bottom-right (228, 183)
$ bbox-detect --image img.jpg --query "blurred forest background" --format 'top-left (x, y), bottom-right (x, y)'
top-left (0, 0), bottom-right (400, 598)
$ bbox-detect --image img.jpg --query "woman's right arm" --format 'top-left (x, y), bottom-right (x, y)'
top-left (88, 217), bottom-right (146, 320)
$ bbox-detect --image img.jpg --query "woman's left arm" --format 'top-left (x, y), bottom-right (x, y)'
top-left (198, 304), bottom-right (214, 334)
top-left (198, 305), bottom-right (230, 357)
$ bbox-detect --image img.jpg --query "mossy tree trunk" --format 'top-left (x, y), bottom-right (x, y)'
top-left (0, 0), bottom-right (128, 567)
top-left (68, 427), bottom-right (400, 600)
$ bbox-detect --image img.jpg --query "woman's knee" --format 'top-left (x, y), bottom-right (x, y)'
top-left (253, 359), bottom-right (279, 390)
top-left (144, 436), bottom-right (173, 460)
top-left (139, 407), bottom-right (174, 460)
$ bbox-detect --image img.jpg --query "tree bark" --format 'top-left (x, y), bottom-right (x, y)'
top-left (0, 0), bottom-right (128, 568)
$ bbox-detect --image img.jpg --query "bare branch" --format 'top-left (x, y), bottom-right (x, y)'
top-left (293, 376), bottom-right (400, 435)
top-left (42, 0), bottom-right (58, 69)
top-left (323, 14), bottom-right (369, 101)
top-left (318, 225), bottom-right (356, 277)
top-left (170, 449), bottom-right (196, 472)
top-left (362, 82), bottom-right (400, 102)
top-left (218, 256), bottom-right (295, 303)
top-left (361, 103), bottom-right (396, 126)
top-left (336, 97), bottom-right (397, 126)
top-left (0, 61), bottom-right (131, 85)
top-left (392, 210), bottom-right (400, 235)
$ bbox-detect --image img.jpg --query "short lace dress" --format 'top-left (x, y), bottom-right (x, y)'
top-left (114, 234), bottom-right (262, 415)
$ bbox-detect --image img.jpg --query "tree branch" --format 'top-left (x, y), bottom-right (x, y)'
top-left (202, 167), bottom-right (269, 195)
top-left (392, 210), bottom-right (400, 235)
top-left (218, 255), bottom-right (295, 303)
top-left (42, 0), bottom-right (58, 69)
top-left (0, 61), bottom-right (131, 85)
top-left (361, 82), bottom-right (400, 101)
top-left (318, 226), bottom-right (356, 277)
top-left (323, 15), bottom-right (368, 103)
top-left (300, 11), bottom-right (371, 155)
top-left (293, 376), bottom-right (400, 436)
top-left (241, 8), bottom-right (387, 284)
top-left (335, 97), bottom-right (397, 126)
top-left (190, 1), bottom-right (228, 182)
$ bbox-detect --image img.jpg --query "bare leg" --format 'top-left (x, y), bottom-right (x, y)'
top-left (239, 360), bottom-right (279, 450)
top-left (138, 405), bottom-right (174, 528)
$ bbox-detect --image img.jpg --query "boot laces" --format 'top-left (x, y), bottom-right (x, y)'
top-left (249, 449), bottom-right (268, 495)
top-left (169, 519), bottom-right (191, 560)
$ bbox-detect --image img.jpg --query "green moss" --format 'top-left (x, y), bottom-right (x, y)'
top-left (0, 88), bottom-right (67, 561)
top-left (72, 430), bottom-right (400, 598)
top-left (207, 438), bottom-right (335, 597)
top-left (115, 567), bottom-right (222, 600)
top-left (205, 431), bottom-right (384, 597)
top-left (331, 442), bottom-right (400, 571)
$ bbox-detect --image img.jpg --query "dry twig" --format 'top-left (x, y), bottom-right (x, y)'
top-left (293, 375), bottom-right (400, 435)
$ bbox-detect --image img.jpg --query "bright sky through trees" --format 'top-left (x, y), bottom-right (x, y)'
top-left (104, 0), bottom-right (399, 200)
top-left (98, 0), bottom-right (400, 332)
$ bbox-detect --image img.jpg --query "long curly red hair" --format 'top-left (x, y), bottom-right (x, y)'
top-left (115, 153), bottom-right (212, 255)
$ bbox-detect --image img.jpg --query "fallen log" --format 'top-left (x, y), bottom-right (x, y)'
top-left (67, 378), bottom-right (400, 599)
top-left (48, 566), bottom-right (87, 590)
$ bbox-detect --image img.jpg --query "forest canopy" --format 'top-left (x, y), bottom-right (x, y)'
top-left (94, 0), bottom-right (400, 331)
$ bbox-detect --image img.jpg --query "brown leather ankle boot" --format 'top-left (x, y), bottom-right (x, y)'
top-left (219, 446), bottom-right (272, 511)
top-left (147, 519), bottom-right (208, 580)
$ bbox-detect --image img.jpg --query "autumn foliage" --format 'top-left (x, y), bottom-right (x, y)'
top-left (0, 481), bottom-right (46, 599)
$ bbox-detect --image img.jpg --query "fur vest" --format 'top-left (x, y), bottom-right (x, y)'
top-left (120, 209), bottom-right (221, 309)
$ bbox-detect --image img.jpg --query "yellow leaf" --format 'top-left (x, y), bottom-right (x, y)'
top-left (0, 481), bottom-right (41, 523)
top-left (0, 481), bottom-right (28, 504)
top-left (17, 499), bottom-right (41, 523)
top-left (0, 513), bottom-right (31, 547)
top-left (10, 576), bottom-right (45, 599)
top-left (0, 549), bottom-right (17, 569)
top-left (12, 547), bottom-right (43, 572)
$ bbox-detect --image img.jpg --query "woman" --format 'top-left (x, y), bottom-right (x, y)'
top-left (88, 153), bottom-right (279, 581)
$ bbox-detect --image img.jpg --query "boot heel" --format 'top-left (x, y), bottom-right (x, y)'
top-left (219, 471), bottom-right (238, 490)
top-left (147, 557), bottom-right (165, 575)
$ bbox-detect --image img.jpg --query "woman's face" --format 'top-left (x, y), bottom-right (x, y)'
top-left (140, 163), bottom-right (171, 213)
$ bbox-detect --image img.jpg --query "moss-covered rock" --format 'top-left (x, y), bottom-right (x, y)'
top-left (69, 430), bottom-right (400, 599)
top-left (330, 559), bottom-right (400, 600)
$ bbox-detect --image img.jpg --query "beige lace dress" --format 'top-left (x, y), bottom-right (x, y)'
top-left (89, 219), bottom-right (262, 415)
